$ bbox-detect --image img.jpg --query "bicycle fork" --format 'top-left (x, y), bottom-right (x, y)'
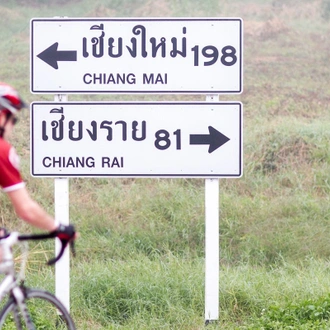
top-left (12, 286), bottom-right (36, 330)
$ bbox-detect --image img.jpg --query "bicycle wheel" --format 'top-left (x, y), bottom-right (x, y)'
top-left (0, 288), bottom-right (76, 329)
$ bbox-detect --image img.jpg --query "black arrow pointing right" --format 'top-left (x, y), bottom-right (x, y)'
top-left (37, 42), bottom-right (77, 70)
top-left (190, 126), bottom-right (230, 153)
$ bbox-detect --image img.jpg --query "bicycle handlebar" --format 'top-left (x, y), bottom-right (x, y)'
top-left (0, 228), bottom-right (75, 266)
top-left (18, 231), bottom-right (76, 265)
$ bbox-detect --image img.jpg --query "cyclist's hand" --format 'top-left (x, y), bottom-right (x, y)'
top-left (52, 224), bottom-right (76, 242)
top-left (0, 227), bottom-right (8, 239)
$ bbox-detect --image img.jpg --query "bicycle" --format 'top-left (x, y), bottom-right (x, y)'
top-left (0, 228), bottom-right (76, 329)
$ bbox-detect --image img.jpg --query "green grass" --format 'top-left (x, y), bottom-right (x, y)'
top-left (1, 0), bottom-right (330, 328)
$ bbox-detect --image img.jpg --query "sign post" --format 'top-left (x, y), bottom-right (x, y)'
top-left (53, 94), bottom-right (70, 312)
top-left (204, 94), bottom-right (220, 322)
top-left (30, 17), bottom-right (243, 323)
top-left (205, 177), bottom-right (219, 321)
top-left (54, 176), bottom-right (70, 311)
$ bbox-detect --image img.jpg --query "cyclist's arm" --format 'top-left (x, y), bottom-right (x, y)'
top-left (6, 186), bottom-right (58, 232)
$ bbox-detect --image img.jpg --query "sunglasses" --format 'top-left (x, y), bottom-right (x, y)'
top-left (5, 113), bottom-right (18, 126)
top-left (11, 117), bottom-right (18, 125)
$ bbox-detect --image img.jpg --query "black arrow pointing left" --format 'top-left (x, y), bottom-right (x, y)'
top-left (37, 42), bottom-right (77, 69)
top-left (190, 126), bottom-right (230, 153)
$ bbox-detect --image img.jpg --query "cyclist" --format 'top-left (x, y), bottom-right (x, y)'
top-left (0, 82), bottom-right (75, 242)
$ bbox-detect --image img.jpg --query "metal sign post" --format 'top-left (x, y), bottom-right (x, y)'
top-left (30, 16), bottom-right (243, 323)
top-left (205, 178), bottom-right (219, 321)
top-left (205, 94), bottom-right (220, 322)
top-left (53, 94), bottom-right (70, 312)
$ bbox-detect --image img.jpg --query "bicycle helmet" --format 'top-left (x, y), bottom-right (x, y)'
top-left (0, 82), bottom-right (26, 115)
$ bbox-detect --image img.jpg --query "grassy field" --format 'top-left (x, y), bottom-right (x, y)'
top-left (1, 0), bottom-right (330, 328)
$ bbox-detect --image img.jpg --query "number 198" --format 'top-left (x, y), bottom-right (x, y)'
top-left (191, 45), bottom-right (237, 67)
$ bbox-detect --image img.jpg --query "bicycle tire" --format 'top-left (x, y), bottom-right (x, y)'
top-left (0, 288), bottom-right (76, 329)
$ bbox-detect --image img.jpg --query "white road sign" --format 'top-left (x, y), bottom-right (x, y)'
top-left (30, 18), bottom-right (243, 94)
top-left (31, 102), bottom-right (242, 177)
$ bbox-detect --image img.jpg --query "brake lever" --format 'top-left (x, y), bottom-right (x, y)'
top-left (47, 238), bottom-right (75, 266)
top-left (47, 239), bottom-right (66, 265)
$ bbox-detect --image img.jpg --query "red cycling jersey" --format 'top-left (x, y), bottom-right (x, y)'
top-left (0, 138), bottom-right (25, 192)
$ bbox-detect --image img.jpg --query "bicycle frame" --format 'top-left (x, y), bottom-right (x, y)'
top-left (0, 232), bottom-right (34, 327)
top-left (0, 274), bottom-right (16, 301)
top-left (0, 232), bottom-right (22, 297)
top-left (0, 230), bottom-right (76, 329)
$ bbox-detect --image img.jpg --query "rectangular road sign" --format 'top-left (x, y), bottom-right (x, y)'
top-left (30, 18), bottom-right (243, 94)
top-left (31, 102), bottom-right (242, 177)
